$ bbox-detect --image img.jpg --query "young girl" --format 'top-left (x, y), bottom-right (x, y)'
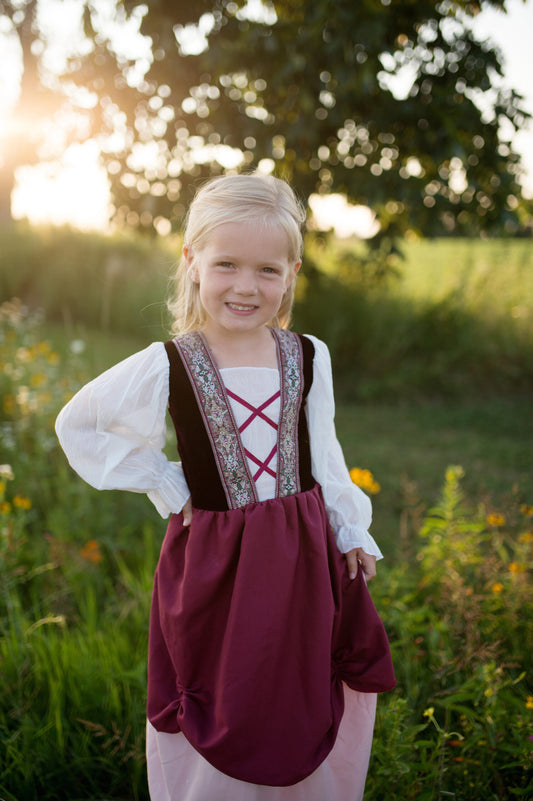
top-left (55, 173), bottom-right (395, 801)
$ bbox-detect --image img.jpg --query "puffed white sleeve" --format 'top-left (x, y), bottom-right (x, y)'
top-left (304, 335), bottom-right (383, 559)
top-left (55, 341), bottom-right (190, 518)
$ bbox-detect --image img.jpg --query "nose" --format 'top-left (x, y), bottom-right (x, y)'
top-left (234, 268), bottom-right (258, 295)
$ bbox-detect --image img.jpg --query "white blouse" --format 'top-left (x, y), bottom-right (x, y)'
top-left (55, 335), bottom-right (382, 558)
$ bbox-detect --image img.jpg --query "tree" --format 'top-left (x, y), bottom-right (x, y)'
top-left (107, 0), bottom-right (530, 245)
top-left (1, 0), bottom-right (530, 247)
top-left (0, 0), bottom-right (60, 223)
top-left (0, 0), bottom-right (144, 225)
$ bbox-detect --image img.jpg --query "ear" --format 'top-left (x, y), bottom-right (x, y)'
top-left (285, 260), bottom-right (301, 289)
top-left (183, 245), bottom-right (199, 282)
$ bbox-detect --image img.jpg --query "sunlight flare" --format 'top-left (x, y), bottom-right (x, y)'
top-left (11, 141), bottom-right (111, 230)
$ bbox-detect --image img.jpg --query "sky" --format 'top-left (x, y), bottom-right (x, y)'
top-left (4, 0), bottom-right (533, 235)
top-left (472, 0), bottom-right (533, 193)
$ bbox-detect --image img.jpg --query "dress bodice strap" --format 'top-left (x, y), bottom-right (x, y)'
top-left (164, 329), bottom-right (315, 511)
top-left (296, 333), bottom-right (315, 492)
top-left (164, 337), bottom-right (229, 511)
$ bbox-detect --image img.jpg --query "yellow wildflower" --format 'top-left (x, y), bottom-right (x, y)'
top-left (349, 468), bottom-right (381, 494)
top-left (508, 562), bottom-right (525, 574)
top-left (518, 532), bottom-right (533, 544)
top-left (13, 495), bottom-right (32, 510)
top-left (491, 582), bottom-right (504, 594)
top-left (80, 540), bottom-right (103, 564)
top-left (30, 373), bottom-right (46, 387)
top-left (445, 465), bottom-right (465, 484)
top-left (423, 707), bottom-right (435, 718)
top-left (3, 395), bottom-right (15, 415)
top-left (526, 697), bottom-right (533, 710)
top-left (486, 513), bottom-right (506, 527)
top-left (0, 502), bottom-right (12, 514)
top-left (520, 505), bottom-right (533, 518)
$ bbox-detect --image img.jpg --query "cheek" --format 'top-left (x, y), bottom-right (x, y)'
top-left (197, 272), bottom-right (228, 299)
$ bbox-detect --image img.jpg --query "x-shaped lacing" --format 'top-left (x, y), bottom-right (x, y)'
top-left (226, 388), bottom-right (281, 481)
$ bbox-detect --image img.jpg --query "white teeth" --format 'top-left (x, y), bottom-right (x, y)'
top-left (228, 303), bottom-right (255, 311)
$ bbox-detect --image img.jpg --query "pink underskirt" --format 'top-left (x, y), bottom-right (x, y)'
top-left (147, 684), bottom-right (377, 801)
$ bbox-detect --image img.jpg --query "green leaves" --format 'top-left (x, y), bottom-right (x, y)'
top-left (3, 0), bottom-right (531, 237)
top-left (66, 0), bottom-right (531, 237)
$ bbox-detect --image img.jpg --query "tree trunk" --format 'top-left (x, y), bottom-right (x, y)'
top-left (0, 162), bottom-right (16, 225)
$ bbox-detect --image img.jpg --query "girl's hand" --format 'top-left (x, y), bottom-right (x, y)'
top-left (182, 497), bottom-right (193, 526)
top-left (345, 548), bottom-right (377, 581)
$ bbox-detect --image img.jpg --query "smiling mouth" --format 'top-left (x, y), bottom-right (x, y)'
top-left (227, 303), bottom-right (258, 311)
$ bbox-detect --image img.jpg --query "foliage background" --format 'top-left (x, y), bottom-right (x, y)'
top-left (1, 1), bottom-right (532, 798)
top-left (2, 0), bottom-right (532, 246)
top-left (1, 224), bottom-right (531, 398)
top-left (1, 228), bottom-right (532, 800)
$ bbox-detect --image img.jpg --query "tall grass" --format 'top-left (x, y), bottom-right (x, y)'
top-left (1, 299), bottom-right (531, 800)
top-left (0, 223), bottom-right (175, 340)
top-left (296, 236), bottom-right (533, 399)
top-left (1, 224), bottom-right (532, 398)
top-left (0, 300), bottom-right (155, 799)
top-left (335, 393), bottom-right (532, 558)
top-left (367, 466), bottom-right (533, 800)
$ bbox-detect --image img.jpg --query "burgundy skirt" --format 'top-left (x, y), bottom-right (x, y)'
top-left (147, 484), bottom-right (394, 787)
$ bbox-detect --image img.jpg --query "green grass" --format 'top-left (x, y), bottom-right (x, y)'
top-left (42, 321), bottom-right (151, 376)
top-left (2, 226), bottom-right (533, 399)
top-left (296, 235), bottom-right (533, 400)
top-left (335, 395), bottom-right (532, 556)
top-left (1, 232), bottom-right (533, 800)
top-left (399, 238), bottom-right (532, 310)
top-left (36, 320), bottom-right (532, 557)
top-left (0, 222), bottom-right (176, 340)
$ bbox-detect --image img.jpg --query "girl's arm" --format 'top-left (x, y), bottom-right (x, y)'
top-left (305, 336), bottom-right (383, 567)
top-left (55, 342), bottom-right (190, 518)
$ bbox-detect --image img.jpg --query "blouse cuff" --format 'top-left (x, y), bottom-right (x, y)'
top-left (334, 525), bottom-right (384, 559)
top-left (147, 461), bottom-right (190, 518)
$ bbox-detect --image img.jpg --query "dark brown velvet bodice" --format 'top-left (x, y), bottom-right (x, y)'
top-left (163, 330), bottom-right (315, 511)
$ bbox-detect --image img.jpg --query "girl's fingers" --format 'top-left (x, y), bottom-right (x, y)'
top-left (360, 551), bottom-right (377, 580)
top-left (345, 548), bottom-right (377, 581)
top-left (182, 497), bottom-right (193, 526)
top-left (346, 549), bottom-right (360, 580)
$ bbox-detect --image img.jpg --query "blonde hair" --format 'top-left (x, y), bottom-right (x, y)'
top-left (168, 173), bottom-right (306, 333)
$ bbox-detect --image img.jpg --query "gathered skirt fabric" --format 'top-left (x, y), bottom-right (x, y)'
top-left (147, 684), bottom-right (377, 801)
top-left (147, 484), bottom-right (394, 788)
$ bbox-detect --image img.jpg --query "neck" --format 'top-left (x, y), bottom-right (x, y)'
top-left (201, 326), bottom-right (278, 369)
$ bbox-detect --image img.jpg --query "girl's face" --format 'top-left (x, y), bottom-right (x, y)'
top-left (184, 220), bottom-right (300, 341)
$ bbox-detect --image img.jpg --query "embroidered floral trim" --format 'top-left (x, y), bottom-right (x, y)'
top-left (175, 333), bottom-right (257, 509)
top-left (273, 329), bottom-right (303, 497)
top-left (174, 329), bottom-right (304, 508)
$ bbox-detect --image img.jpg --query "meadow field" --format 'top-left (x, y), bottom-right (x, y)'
top-left (0, 227), bottom-right (532, 800)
